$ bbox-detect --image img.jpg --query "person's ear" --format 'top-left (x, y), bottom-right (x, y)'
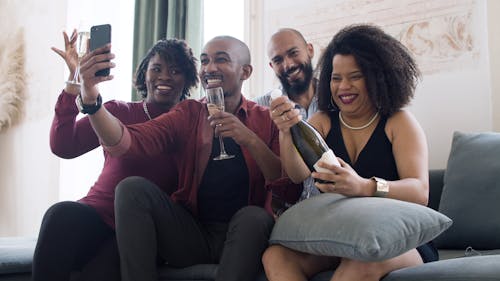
top-left (241, 64), bottom-right (253, 81)
top-left (307, 43), bottom-right (314, 58)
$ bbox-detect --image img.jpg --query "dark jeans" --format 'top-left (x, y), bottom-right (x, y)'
top-left (115, 176), bottom-right (274, 281)
top-left (32, 201), bottom-right (120, 281)
top-left (417, 241), bottom-right (439, 263)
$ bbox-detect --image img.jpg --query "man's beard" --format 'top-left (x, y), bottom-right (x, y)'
top-left (278, 61), bottom-right (314, 97)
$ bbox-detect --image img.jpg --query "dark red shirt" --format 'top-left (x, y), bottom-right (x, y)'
top-left (103, 97), bottom-right (280, 216)
top-left (50, 90), bottom-right (178, 228)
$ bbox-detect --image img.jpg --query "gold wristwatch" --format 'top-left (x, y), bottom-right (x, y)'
top-left (371, 177), bottom-right (389, 197)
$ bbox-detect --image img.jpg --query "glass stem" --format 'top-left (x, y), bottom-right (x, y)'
top-left (72, 64), bottom-right (80, 83)
top-left (218, 136), bottom-right (228, 155)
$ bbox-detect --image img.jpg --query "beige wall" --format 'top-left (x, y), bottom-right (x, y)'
top-left (246, 0), bottom-right (500, 169)
top-left (0, 0), bottom-right (134, 237)
top-left (0, 0), bottom-right (66, 236)
top-left (488, 0), bottom-right (500, 131)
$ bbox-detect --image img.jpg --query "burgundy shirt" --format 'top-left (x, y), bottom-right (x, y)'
top-left (103, 97), bottom-right (280, 216)
top-left (50, 90), bottom-right (178, 228)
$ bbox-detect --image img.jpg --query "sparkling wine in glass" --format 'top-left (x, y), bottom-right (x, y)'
top-left (67, 28), bottom-right (90, 85)
top-left (206, 87), bottom-right (235, 161)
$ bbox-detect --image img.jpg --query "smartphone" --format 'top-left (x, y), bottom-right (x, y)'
top-left (90, 24), bottom-right (111, 76)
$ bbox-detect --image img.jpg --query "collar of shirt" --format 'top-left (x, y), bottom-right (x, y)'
top-left (293, 93), bottom-right (318, 120)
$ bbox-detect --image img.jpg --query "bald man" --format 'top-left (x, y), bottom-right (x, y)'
top-left (79, 36), bottom-right (281, 281)
top-left (255, 28), bottom-right (320, 205)
top-left (255, 28), bottom-right (318, 120)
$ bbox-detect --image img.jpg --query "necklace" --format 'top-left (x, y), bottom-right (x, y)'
top-left (143, 101), bottom-right (152, 120)
top-left (339, 111), bottom-right (379, 130)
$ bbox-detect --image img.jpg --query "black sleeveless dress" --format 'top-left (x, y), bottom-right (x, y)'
top-left (325, 111), bottom-right (438, 263)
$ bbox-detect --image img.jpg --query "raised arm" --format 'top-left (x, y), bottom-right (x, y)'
top-left (78, 43), bottom-right (122, 146)
top-left (50, 89), bottom-right (101, 158)
top-left (50, 29), bottom-right (102, 158)
top-left (51, 29), bottom-right (78, 81)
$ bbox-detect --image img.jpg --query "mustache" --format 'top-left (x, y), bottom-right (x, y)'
top-left (282, 65), bottom-right (302, 78)
top-left (278, 61), bottom-right (314, 96)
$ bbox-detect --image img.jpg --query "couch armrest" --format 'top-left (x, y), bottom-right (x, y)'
top-left (428, 169), bottom-right (445, 211)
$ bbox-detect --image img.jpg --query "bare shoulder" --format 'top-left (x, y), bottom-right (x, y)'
top-left (387, 110), bottom-right (417, 125)
top-left (386, 109), bottom-right (425, 140)
top-left (308, 111), bottom-right (331, 138)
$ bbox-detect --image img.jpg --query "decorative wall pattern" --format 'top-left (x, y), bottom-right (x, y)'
top-left (265, 0), bottom-right (477, 75)
top-left (396, 13), bottom-right (475, 74)
top-left (0, 3), bottom-right (26, 132)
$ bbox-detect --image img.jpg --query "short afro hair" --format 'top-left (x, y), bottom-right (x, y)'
top-left (134, 38), bottom-right (198, 100)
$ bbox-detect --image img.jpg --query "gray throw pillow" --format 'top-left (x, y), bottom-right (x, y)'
top-left (269, 193), bottom-right (452, 262)
top-left (434, 131), bottom-right (500, 249)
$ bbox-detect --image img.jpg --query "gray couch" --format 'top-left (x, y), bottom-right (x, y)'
top-left (156, 169), bottom-right (500, 281)
top-left (2, 171), bottom-right (500, 281)
top-left (2, 132), bottom-right (500, 281)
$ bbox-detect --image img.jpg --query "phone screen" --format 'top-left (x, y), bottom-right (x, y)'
top-left (90, 24), bottom-right (111, 76)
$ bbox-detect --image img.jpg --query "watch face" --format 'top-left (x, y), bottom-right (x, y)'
top-left (75, 94), bottom-right (102, 114)
top-left (373, 177), bottom-right (389, 197)
top-left (378, 182), bottom-right (389, 192)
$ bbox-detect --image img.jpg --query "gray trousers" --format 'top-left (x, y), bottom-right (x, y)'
top-left (114, 176), bottom-right (274, 281)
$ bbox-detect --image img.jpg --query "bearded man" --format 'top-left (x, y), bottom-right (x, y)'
top-left (254, 28), bottom-right (317, 120)
top-left (254, 28), bottom-right (320, 208)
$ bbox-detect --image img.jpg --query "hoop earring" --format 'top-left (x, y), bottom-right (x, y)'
top-left (330, 94), bottom-right (338, 110)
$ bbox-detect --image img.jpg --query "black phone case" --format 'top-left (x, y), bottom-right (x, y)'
top-left (90, 24), bottom-right (111, 77)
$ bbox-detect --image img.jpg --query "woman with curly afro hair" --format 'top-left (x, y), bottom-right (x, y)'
top-left (264, 24), bottom-right (435, 281)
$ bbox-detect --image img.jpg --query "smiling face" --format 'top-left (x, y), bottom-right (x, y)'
top-left (199, 37), bottom-right (251, 98)
top-left (145, 53), bottom-right (186, 109)
top-left (330, 54), bottom-right (376, 116)
top-left (268, 30), bottom-right (314, 96)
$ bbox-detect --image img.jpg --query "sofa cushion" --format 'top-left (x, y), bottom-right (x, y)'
top-left (157, 264), bottom-right (269, 281)
top-left (438, 249), bottom-right (500, 260)
top-left (269, 193), bottom-right (452, 262)
top-left (301, 255), bottom-right (500, 281)
top-left (0, 236), bottom-right (36, 274)
top-left (382, 255), bottom-right (500, 281)
top-left (434, 131), bottom-right (500, 249)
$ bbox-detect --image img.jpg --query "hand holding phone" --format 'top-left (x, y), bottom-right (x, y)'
top-left (90, 24), bottom-right (111, 77)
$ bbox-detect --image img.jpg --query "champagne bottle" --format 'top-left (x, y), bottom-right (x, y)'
top-left (270, 89), bottom-right (340, 176)
top-left (290, 119), bottom-right (340, 176)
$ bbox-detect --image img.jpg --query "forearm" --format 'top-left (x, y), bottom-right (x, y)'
top-left (279, 131), bottom-right (310, 183)
top-left (50, 90), bottom-right (99, 158)
top-left (80, 77), bottom-right (122, 146)
top-left (88, 105), bottom-right (123, 146)
top-left (380, 177), bottom-right (429, 205)
top-left (245, 134), bottom-right (281, 181)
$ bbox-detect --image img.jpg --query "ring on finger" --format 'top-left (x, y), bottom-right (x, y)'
top-left (281, 114), bottom-right (289, 121)
top-left (216, 123), bottom-right (223, 127)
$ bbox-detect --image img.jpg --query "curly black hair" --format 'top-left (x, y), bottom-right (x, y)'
top-left (134, 38), bottom-right (199, 100)
top-left (316, 24), bottom-right (420, 116)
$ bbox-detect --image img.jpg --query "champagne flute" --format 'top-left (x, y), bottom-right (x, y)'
top-left (206, 87), bottom-right (235, 161)
top-left (67, 23), bottom-right (90, 85)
